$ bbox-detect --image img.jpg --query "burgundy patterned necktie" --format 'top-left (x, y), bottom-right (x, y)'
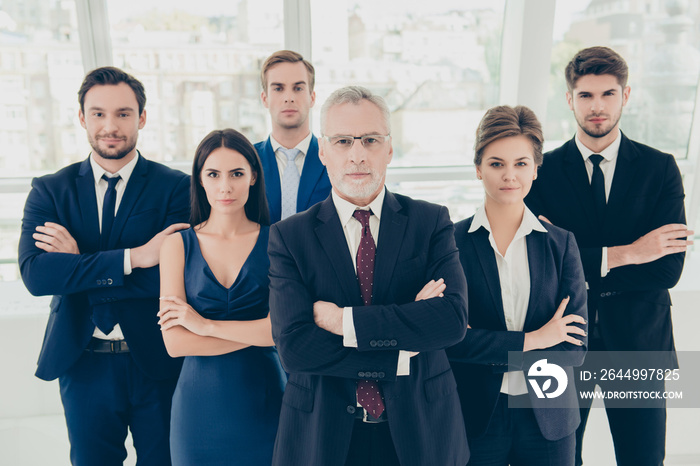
top-left (353, 209), bottom-right (385, 419)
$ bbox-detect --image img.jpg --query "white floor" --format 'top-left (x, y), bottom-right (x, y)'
top-left (1, 276), bottom-right (699, 465)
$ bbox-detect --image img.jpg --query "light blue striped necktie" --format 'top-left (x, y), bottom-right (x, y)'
top-left (279, 147), bottom-right (301, 220)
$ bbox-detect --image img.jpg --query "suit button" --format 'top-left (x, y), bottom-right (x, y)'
top-left (369, 340), bottom-right (377, 347)
top-left (378, 372), bottom-right (385, 378)
top-left (107, 278), bottom-right (113, 285)
top-left (376, 340), bottom-right (384, 347)
top-left (358, 371), bottom-right (366, 378)
top-left (347, 405), bottom-right (356, 414)
top-left (371, 372), bottom-right (378, 378)
top-left (96, 280), bottom-right (101, 285)
top-left (390, 340), bottom-right (397, 346)
top-left (102, 280), bottom-right (107, 285)
top-left (383, 340), bottom-right (391, 346)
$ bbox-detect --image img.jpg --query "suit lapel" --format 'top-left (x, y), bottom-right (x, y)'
top-left (469, 227), bottom-right (507, 328)
top-left (314, 198), bottom-right (362, 305)
top-left (603, 133), bottom-right (639, 233)
top-left (108, 155), bottom-right (148, 249)
top-left (372, 191), bottom-right (407, 305)
top-left (563, 139), bottom-right (599, 225)
top-left (297, 135), bottom-right (324, 211)
top-left (260, 138), bottom-right (282, 222)
top-left (76, 158), bottom-right (100, 252)
top-left (523, 231), bottom-right (545, 331)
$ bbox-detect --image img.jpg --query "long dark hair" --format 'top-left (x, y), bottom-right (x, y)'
top-left (190, 129), bottom-right (270, 227)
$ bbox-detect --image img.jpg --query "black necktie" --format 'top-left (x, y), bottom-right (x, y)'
top-left (94, 174), bottom-right (121, 334)
top-left (589, 154), bottom-right (606, 217)
top-left (353, 209), bottom-right (385, 420)
top-left (100, 174), bottom-right (121, 250)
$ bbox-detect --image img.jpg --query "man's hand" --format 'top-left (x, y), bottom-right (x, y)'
top-left (131, 223), bottom-right (190, 269)
top-left (33, 222), bottom-right (80, 254)
top-left (414, 278), bottom-right (446, 301)
top-left (313, 301), bottom-right (344, 335)
top-left (608, 224), bottom-right (694, 269)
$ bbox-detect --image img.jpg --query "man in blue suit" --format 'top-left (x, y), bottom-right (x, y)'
top-left (255, 50), bottom-right (331, 223)
top-left (268, 86), bottom-right (469, 465)
top-left (18, 67), bottom-right (190, 465)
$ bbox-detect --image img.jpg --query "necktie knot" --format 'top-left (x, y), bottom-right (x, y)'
top-left (102, 174), bottom-right (121, 189)
top-left (279, 147), bottom-right (301, 162)
top-left (589, 154), bottom-right (604, 167)
top-left (353, 209), bottom-right (372, 228)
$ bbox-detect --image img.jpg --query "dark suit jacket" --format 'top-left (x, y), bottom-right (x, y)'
top-left (268, 190), bottom-right (469, 466)
top-left (255, 135), bottom-right (332, 223)
top-left (525, 133), bottom-right (685, 367)
top-left (447, 217), bottom-right (588, 442)
top-left (18, 155), bottom-right (190, 381)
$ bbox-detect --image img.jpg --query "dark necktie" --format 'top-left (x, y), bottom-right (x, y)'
top-left (100, 174), bottom-right (121, 250)
top-left (94, 174), bottom-right (121, 334)
top-left (353, 209), bottom-right (385, 419)
top-left (589, 154), bottom-right (606, 217)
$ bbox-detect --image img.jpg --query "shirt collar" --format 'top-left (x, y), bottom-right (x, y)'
top-left (331, 187), bottom-right (386, 228)
top-left (270, 132), bottom-right (313, 156)
top-left (575, 128), bottom-right (621, 163)
top-left (468, 204), bottom-right (547, 238)
top-left (90, 152), bottom-right (139, 186)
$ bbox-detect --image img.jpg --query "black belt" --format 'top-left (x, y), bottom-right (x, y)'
top-left (86, 338), bottom-right (129, 353)
top-left (355, 407), bottom-right (388, 424)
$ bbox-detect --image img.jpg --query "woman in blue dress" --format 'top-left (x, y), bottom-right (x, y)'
top-left (158, 128), bottom-right (285, 465)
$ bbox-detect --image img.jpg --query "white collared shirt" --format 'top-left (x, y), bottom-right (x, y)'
top-left (89, 153), bottom-right (139, 340)
top-left (331, 189), bottom-right (411, 376)
top-left (575, 129), bottom-right (621, 277)
top-left (469, 204), bottom-right (547, 395)
top-left (270, 132), bottom-right (312, 177)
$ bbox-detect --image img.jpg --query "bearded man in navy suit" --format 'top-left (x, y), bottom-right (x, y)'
top-left (18, 67), bottom-right (190, 465)
top-left (268, 86), bottom-right (469, 466)
top-left (255, 50), bottom-right (331, 223)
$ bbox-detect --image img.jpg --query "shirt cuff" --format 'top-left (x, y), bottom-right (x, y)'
top-left (397, 351), bottom-right (411, 376)
top-left (342, 306), bottom-right (358, 347)
top-left (124, 249), bottom-right (132, 275)
top-left (600, 247), bottom-right (609, 278)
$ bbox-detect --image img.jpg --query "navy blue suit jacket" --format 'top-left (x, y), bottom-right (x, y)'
top-left (525, 133), bottom-right (685, 367)
top-left (268, 191), bottom-right (470, 466)
top-left (18, 155), bottom-right (190, 381)
top-left (448, 217), bottom-right (588, 441)
top-left (254, 135), bottom-right (332, 223)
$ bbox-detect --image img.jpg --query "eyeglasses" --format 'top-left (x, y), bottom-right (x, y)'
top-left (323, 134), bottom-right (391, 150)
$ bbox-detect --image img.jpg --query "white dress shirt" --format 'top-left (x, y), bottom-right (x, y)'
top-left (331, 189), bottom-right (411, 376)
top-left (89, 153), bottom-right (139, 340)
top-left (575, 129), bottom-right (621, 278)
top-left (270, 132), bottom-right (312, 176)
top-left (469, 204), bottom-right (547, 395)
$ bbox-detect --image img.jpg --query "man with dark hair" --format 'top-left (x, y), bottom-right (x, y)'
top-left (526, 46), bottom-right (693, 466)
top-left (269, 86), bottom-right (469, 466)
top-left (255, 50), bottom-right (331, 223)
top-left (18, 66), bottom-right (190, 465)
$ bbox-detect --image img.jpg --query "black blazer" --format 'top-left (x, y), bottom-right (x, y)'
top-left (526, 133), bottom-right (685, 366)
top-left (268, 190), bottom-right (470, 466)
top-left (448, 216), bottom-right (588, 441)
top-left (18, 155), bottom-right (190, 381)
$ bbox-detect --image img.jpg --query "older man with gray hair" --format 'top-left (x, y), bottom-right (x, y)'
top-left (268, 85), bottom-right (470, 466)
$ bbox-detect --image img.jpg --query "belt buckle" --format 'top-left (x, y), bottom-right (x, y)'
top-left (110, 341), bottom-right (122, 353)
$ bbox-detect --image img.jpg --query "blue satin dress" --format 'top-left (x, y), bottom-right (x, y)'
top-left (170, 226), bottom-right (286, 465)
